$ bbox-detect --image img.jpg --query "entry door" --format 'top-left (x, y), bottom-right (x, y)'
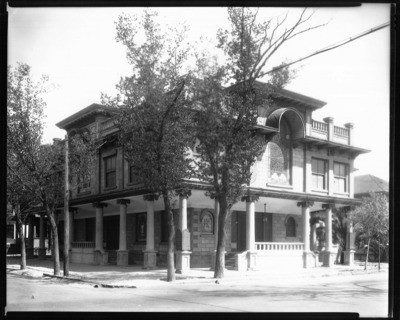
top-left (237, 212), bottom-right (246, 251)
top-left (103, 215), bottom-right (119, 250)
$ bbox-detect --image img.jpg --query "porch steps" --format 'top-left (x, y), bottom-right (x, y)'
top-left (225, 253), bottom-right (236, 270)
top-left (107, 250), bottom-right (117, 265)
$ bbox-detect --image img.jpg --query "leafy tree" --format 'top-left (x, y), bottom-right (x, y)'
top-left (349, 192), bottom-right (389, 270)
top-left (103, 10), bottom-right (194, 282)
top-left (194, 8), bottom-right (325, 278)
top-left (332, 207), bottom-right (349, 264)
top-left (7, 63), bottom-right (64, 275)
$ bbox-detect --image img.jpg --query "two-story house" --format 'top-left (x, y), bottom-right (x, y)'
top-left (51, 82), bottom-right (369, 272)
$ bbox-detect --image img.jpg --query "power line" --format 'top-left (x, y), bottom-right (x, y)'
top-left (259, 21), bottom-right (390, 78)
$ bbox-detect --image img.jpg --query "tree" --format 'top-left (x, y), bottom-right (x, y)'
top-left (103, 10), bottom-right (194, 282)
top-left (349, 192), bottom-right (389, 270)
top-left (7, 157), bottom-right (39, 269)
top-left (332, 207), bottom-right (349, 264)
top-left (7, 63), bottom-right (64, 275)
top-left (194, 8), bottom-right (325, 278)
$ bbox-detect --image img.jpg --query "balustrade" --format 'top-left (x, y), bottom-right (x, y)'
top-left (311, 120), bottom-right (327, 132)
top-left (72, 241), bottom-right (96, 249)
top-left (334, 125), bottom-right (349, 137)
top-left (255, 242), bottom-right (304, 251)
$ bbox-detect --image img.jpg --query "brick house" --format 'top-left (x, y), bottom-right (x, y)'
top-left (40, 82), bottom-right (369, 272)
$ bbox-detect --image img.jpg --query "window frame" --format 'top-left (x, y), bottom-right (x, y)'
top-left (311, 158), bottom-right (328, 191)
top-left (333, 161), bottom-right (349, 194)
top-left (104, 155), bottom-right (117, 188)
top-left (285, 216), bottom-right (296, 238)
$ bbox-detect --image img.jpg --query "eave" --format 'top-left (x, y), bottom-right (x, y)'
top-left (298, 136), bottom-right (370, 156)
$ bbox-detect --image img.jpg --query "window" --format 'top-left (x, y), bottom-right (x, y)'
top-left (104, 155), bottom-right (116, 188)
top-left (129, 164), bottom-right (140, 184)
top-left (267, 119), bottom-right (292, 185)
top-left (200, 210), bottom-right (214, 234)
top-left (286, 216), bottom-right (296, 237)
top-left (136, 213), bottom-right (147, 242)
top-left (312, 158), bottom-right (327, 190)
top-left (334, 162), bottom-right (348, 193)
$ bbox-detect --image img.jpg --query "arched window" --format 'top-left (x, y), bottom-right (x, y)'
top-left (200, 210), bottom-right (214, 234)
top-left (286, 216), bottom-right (296, 237)
top-left (267, 118), bottom-right (292, 185)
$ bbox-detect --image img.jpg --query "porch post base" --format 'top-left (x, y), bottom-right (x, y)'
top-left (343, 250), bottom-right (355, 266)
top-left (93, 250), bottom-right (108, 266)
top-left (26, 248), bottom-right (35, 259)
top-left (323, 251), bottom-right (336, 267)
top-left (176, 251), bottom-right (191, 274)
top-left (143, 250), bottom-right (157, 269)
top-left (117, 250), bottom-right (129, 266)
top-left (303, 251), bottom-right (317, 268)
top-left (38, 248), bottom-right (47, 260)
top-left (247, 251), bottom-right (258, 271)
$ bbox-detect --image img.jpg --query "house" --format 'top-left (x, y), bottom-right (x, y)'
top-left (32, 82), bottom-right (369, 272)
top-left (354, 174), bottom-right (389, 198)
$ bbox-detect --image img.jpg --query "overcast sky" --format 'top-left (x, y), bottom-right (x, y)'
top-left (7, 4), bottom-right (391, 180)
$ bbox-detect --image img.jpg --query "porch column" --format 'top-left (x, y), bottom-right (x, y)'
top-left (27, 215), bottom-right (35, 259)
top-left (93, 202), bottom-right (108, 265)
top-left (143, 194), bottom-right (158, 269)
top-left (243, 195), bottom-right (258, 270)
top-left (344, 210), bottom-right (356, 265)
top-left (176, 189), bottom-right (192, 274)
top-left (297, 201), bottom-right (315, 268)
top-left (117, 199), bottom-right (130, 266)
top-left (38, 214), bottom-right (46, 259)
top-left (322, 204), bottom-right (335, 267)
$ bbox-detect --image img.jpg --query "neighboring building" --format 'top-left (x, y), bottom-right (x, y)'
top-left (49, 82), bottom-right (369, 272)
top-left (354, 174), bottom-right (389, 198)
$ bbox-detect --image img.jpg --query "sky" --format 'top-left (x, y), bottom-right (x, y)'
top-left (7, 4), bottom-right (391, 181)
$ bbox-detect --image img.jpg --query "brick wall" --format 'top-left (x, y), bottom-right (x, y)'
top-left (271, 213), bottom-right (302, 243)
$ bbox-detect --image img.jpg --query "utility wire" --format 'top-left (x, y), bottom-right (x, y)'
top-left (259, 21), bottom-right (390, 78)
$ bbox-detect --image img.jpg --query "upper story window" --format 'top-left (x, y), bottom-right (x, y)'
top-left (312, 158), bottom-right (327, 190)
top-left (334, 162), bottom-right (348, 193)
top-left (129, 164), bottom-right (137, 184)
top-left (267, 118), bottom-right (292, 185)
top-left (104, 155), bottom-right (117, 188)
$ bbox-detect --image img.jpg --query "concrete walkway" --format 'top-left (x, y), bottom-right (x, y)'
top-left (6, 256), bottom-right (388, 288)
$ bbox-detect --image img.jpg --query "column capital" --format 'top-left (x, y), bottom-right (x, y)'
top-left (143, 194), bottom-right (159, 202)
top-left (117, 199), bottom-right (131, 205)
top-left (69, 207), bottom-right (78, 213)
top-left (175, 188), bottom-right (192, 199)
top-left (93, 202), bottom-right (108, 209)
top-left (208, 191), bottom-right (219, 200)
top-left (297, 200), bottom-right (314, 208)
top-left (241, 195), bottom-right (259, 203)
top-left (323, 116), bottom-right (334, 124)
top-left (322, 203), bottom-right (335, 210)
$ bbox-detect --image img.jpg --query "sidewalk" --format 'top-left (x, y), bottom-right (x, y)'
top-left (6, 256), bottom-right (388, 288)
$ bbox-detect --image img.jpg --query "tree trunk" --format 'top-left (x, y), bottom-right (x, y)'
top-left (163, 193), bottom-right (175, 282)
top-left (365, 238), bottom-right (371, 271)
top-left (48, 213), bottom-right (60, 276)
top-left (378, 240), bottom-right (381, 271)
top-left (15, 211), bottom-right (27, 270)
top-left (214, 196), bottom-right (228, 279)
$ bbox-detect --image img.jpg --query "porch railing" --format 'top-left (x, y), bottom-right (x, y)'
top-left (72, 241), bottom-right (95, 249)
top-left (255, 242), bottom-right (304, 251)
top-left (311, 120), bottom-right (328, 132)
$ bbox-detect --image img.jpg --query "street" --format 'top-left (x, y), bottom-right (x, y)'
top-left (6, 271), bottom-right (388, 316)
